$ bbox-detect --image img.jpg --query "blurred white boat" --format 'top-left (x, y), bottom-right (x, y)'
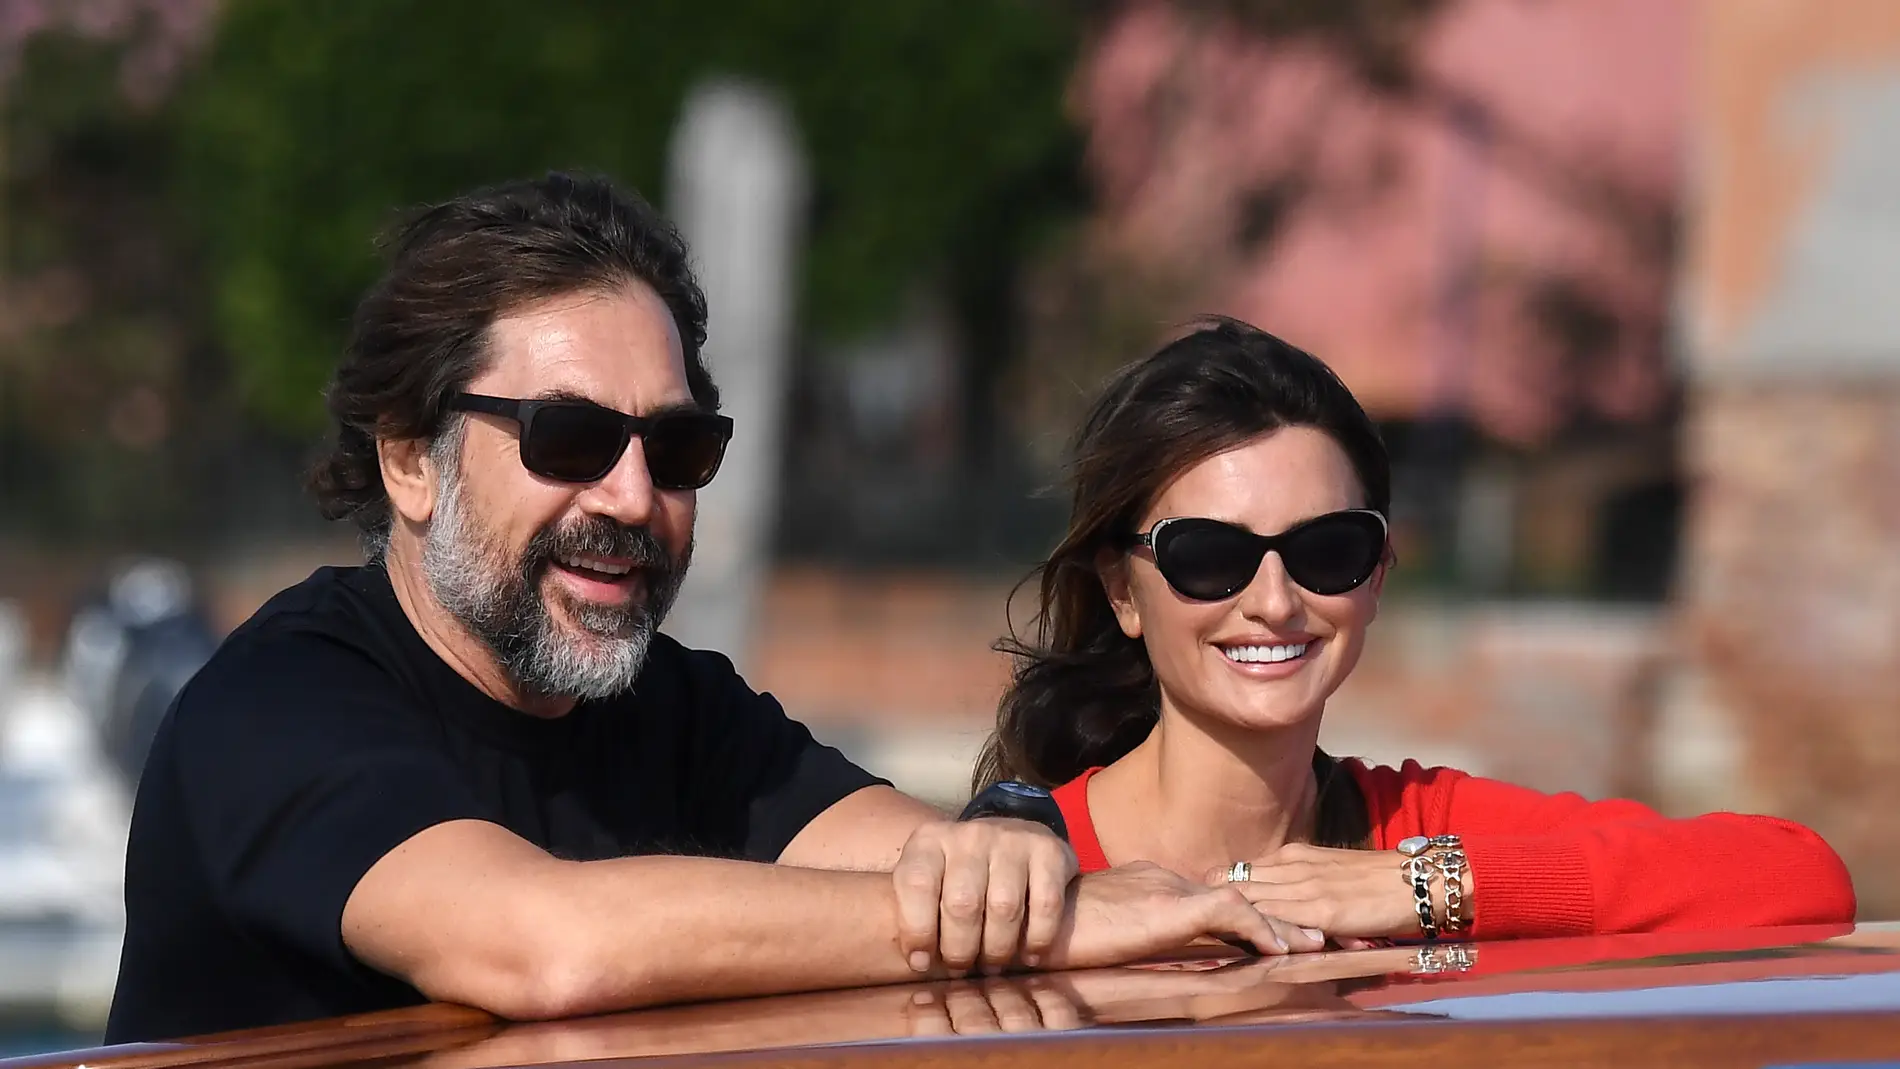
top-left (0, 598), bottom-right (128, 1031)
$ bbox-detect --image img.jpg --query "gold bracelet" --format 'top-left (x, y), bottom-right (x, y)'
top-left (1397, 835), bottom-right (1462, 940)
top-left (1434, 847), bottom-right (1469, 935)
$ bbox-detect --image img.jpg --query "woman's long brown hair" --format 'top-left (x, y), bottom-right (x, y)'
top-left (972, 318), bottom-right (1390, 848)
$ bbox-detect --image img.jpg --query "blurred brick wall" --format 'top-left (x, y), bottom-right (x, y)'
top-left (1673, 0), bottom-right (1900, 916)
top-left (744, 566), bottom-right (1668, 812)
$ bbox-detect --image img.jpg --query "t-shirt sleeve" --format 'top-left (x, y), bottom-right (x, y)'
top-left (167, 628), bottom-right (488, 979)
top-left (670, 643), bottom-right (889, 862)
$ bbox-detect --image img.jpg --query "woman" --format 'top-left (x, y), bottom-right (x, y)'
top-left (974, 318), bottom-right (1855, 951)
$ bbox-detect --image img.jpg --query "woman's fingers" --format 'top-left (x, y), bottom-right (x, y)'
top-left (1204, 860), bottom-right (1318, 886)
top-left (1266, 915), bottom-right (1328, 953)
top-left (1224, 885), bottom-right (1333, 933)
top-left (1201, 887), bottom-right (1325, 955)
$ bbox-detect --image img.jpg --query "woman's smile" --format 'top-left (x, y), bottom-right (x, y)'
top-left (1216, 636), bottom-right (1319, 680)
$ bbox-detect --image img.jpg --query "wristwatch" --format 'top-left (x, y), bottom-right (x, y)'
top-left (958, 781), bottom-right (1069, 843)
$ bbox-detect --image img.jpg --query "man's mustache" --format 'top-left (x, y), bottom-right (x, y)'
top-left (522, 517), bottom-right (676, 577)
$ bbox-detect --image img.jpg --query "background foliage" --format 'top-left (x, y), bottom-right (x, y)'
top-left (2, 0), bottom-right (1082, 546)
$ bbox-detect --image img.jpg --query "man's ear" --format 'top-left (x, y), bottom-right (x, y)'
top-left (1097, 548), bottom-right (1143, 640)
top-left (379, 436), bottom-right (438, 527)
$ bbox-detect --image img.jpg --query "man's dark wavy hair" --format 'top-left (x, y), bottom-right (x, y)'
top-left (308, 171), bottom-right (716, 555)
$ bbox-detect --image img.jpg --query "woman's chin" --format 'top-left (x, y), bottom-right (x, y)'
top-left (1198, 692), bottom-right (1326, 736)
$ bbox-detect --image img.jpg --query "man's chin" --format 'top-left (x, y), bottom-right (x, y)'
top-left (541, 586), bottom-right (648, 643)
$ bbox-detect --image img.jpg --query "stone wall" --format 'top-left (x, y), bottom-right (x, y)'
top-left (1673, 0), bottom-right (1900, 916)
top-left (1674, 383), bottom-right (1900, 913)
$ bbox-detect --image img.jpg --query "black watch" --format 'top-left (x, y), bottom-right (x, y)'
top-left (957, 781), bottom-right (1069, 843)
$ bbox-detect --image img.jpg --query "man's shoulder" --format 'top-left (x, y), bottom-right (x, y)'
top-left (634, 632), bottom-right (757, 705)
top-left (177, 565), bottom-right (407, 716)
top-left (224, 563), bottom-right (385, 643)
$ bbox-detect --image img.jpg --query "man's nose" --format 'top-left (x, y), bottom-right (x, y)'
top-left (579, 437), bottom-right (657, 528)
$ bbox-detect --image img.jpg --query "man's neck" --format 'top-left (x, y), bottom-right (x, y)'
top-left (381, 540), bottom-right (576, 719)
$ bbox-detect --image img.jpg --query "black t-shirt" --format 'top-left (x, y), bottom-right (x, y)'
top-left (104, 564), bottom-right (885, 1043)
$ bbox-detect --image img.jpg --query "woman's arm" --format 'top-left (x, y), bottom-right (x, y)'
top-left (1426, 765), bottom-right (1857, 939)
top-left (1222, 761), bottom-right (1855, 944)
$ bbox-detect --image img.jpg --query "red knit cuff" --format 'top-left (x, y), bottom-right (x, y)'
top-left (1461, 835), bottom-right (1596, 940)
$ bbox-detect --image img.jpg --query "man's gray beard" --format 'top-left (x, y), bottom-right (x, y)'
top-left (420, 466), bottom-right (687, 703)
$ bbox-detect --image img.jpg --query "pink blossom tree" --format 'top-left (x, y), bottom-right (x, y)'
top-left (1018, 0), bottom-right (1685, 450)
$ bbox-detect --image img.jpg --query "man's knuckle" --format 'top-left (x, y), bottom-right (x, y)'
top-left (895, 864), bottom-right (940, 890)
top-left (942, 893), bottom-right (985, 921)
top-left (985, 893), bottom-right (1025, 921)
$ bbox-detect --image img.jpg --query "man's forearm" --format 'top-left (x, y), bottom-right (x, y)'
top-left (518, 855), bottom-right (929, 1018)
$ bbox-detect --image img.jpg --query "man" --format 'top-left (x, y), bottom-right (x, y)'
top-left (105, 173), bottom-right (1299, 1042)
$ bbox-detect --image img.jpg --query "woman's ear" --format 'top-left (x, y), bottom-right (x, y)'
top-left (1365, 543), bottom-right (1395, 620)
top-left (1097, 548), bottom-right (1143, 640)
top-left (379, 435), bottom-right (439, 527)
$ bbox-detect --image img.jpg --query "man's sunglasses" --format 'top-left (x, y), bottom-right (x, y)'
top-left (447, 393), bottom-right (734, 489)
top-left (1127, 509), bottom-right (1388, 601)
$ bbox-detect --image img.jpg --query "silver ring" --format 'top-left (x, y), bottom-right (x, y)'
top-left (1226, 860), bottom-right (1252, 883)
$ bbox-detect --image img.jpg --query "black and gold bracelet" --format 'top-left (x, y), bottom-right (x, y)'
top-left (1397, 835), bottom-right (1464, 940)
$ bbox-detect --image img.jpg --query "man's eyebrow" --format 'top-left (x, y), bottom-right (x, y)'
top-left (640, 399), bottom-right (710, 419)
top-left (529, 386), bottom-right (601, 405)
top-left (527, 388), bottom-right (707, 417)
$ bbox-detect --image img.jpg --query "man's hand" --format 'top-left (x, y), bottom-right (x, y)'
top-left (893, 818), bottom-right (1077, 975)
top-left (1048, 862), bottom-right (1326, 970)
top-left (1208, 843), bottom-right (1427, 943)
top-left (902, 977), bottom-right (1088, 1037)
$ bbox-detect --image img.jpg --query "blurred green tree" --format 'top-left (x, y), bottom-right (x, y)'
top-left (171, 0), bottom-right (1082, 433)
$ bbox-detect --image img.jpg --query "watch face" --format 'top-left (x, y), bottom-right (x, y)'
top-left (996, 781), bottom-right (1052, 800)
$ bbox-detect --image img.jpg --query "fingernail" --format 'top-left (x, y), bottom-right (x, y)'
top-left (1271, 936), bottom-right (1289, 953)
top-left (1300, 927), bottom-right (1324, 942)
top-left (909, 951), bottom-right (931, 973)
top-left (1022, 953), bottom-right (1041, 968)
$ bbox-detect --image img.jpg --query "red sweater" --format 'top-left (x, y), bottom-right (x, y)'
top-left (1052, 759), bottom-right (1857, 939)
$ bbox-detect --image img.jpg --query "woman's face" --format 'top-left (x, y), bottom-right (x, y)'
top-left (1104, 426), bottom-right (1386, 734)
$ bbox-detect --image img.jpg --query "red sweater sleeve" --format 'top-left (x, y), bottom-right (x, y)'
top-left (1350, 760), bottom-right (1857, 940)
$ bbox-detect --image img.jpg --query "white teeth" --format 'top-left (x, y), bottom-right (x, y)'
top-left (1222, 643), bottom-right (1309, 664)
top-left (558, 553), bottom-right (633, 576)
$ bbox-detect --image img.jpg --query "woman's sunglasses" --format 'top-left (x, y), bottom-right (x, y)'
top-left (1127, 509), bottom-right (1388, 601)
top-left (447, 393), bottom-right (734, 489)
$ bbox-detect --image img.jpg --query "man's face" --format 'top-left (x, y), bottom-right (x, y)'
top-left (420, 282), bottom-right (699, 701)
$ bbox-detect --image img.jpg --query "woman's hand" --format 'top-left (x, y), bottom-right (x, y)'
top-left (1208, 843), bottom-right (1436, 943)
top-left (893, 818), bottom-right (1078, 975)
top-left (1051, 862), bottom-right (1326, 968)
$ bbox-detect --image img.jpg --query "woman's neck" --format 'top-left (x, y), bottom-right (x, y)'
top-left (1087, 708), bottom-right (1323, 879)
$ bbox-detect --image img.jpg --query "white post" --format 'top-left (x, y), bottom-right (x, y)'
top-left (662, 79), bottom-right (808, 672)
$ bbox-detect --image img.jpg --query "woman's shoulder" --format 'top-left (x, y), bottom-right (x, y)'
top-left (1050, 768), bottom-right (1111, 873)
top-left (1336, 754), bottom-right (1480, 796)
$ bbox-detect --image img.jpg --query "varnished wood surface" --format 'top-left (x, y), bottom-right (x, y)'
top-left (13, 925), bottom-right (1900, 1069)
top-left (609, 1012), bottom-right (1900, 1069)
top-left (0, 1005), bottom-right (496, 1069)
